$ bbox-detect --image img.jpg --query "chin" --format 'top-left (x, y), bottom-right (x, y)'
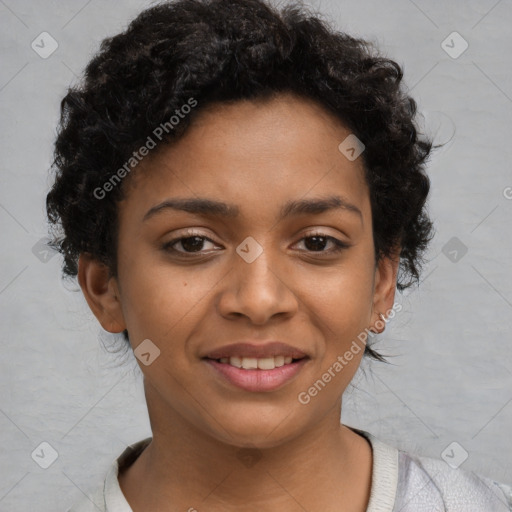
top-left (206, 412), bottom-right (302, 449)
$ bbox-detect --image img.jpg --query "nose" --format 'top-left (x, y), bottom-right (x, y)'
top-left (216, 244), bottom-right (298, 325)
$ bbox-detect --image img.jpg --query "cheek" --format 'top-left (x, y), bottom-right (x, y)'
top-left (116, 247), bottom-right (177, 337)
top-left (297, 260), bottom-right (374, 372)
top-left (117, 252), bottom-right (213, 343)
top-left (301, 264), bottom-right (373, 330)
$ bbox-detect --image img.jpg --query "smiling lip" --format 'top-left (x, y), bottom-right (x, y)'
top-left (203, 341), bottom-right (308, 360)
top-left (204, 358), bottom-right (309, 392)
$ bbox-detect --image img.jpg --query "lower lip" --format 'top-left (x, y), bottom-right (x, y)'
top-left (204, 358), bottom-right (309, 392)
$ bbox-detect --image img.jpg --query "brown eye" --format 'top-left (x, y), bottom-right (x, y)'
top-left (163, 233), bottom-right (218, 255)
top-left (296, 233), bottom-right (350, 254)
top-left (174, 236), bottom-right (209, 253)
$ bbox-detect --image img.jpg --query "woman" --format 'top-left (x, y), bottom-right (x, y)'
top-left (46, 0), bottom-right (512, 510)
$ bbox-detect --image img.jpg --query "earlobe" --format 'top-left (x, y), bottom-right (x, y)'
top-left (77, 253), bottom-right (126, 333)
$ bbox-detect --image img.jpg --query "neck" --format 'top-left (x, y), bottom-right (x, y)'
top-left (119, 382), bottom-right (373, 512)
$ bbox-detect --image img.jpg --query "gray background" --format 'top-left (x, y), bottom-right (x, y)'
top-left (1, 0), bottom-right (511, 510)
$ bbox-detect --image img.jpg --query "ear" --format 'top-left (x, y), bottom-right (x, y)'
top-left (369, 245), bottom-right (400, 334)
top-left (77, 253), bottom-right (126, 333)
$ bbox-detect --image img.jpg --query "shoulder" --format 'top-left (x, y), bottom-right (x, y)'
top-left (394, 449), bottom-right (512, 511)
top-left (66, 487), bottom-right (106, 512)
top-left (66, 475), bottom-right (107, 512)
top-left (66, 437), bottom-right (152, 512)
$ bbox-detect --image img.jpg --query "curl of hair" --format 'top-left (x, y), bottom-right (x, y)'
top-left (46, 0), bottom-right (437, 363)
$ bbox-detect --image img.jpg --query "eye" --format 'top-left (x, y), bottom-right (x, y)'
top-left (163, 231), bottom-right (219, 255)
top-left (162, 230), bottom-right (351, 257)
top-left (295, 232), bottom-right (350, 254)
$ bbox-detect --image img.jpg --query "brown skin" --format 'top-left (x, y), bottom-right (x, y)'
top-left (78, 92), bottom-right (400, 511)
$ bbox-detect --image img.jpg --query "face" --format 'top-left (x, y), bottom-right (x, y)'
top-left (79, 93), bottom-right (398, 448)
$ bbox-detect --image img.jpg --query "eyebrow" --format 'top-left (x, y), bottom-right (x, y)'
top-left (143, 195), bottom-right (363, 224)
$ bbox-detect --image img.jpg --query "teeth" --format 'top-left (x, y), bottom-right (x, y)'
top-left (257, 357), bottom-right (276, 370)
top-left (274, 355), bottom-right (285, 367)
top-left (242, 357), bottom-right (258, 369)
top-left (228, 356), bottom-right (242, 368)
top-left (217, 355), bottom-right (297, 369)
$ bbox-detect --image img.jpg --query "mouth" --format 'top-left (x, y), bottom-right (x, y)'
top-left (202, 355), bottom-right (310, 392)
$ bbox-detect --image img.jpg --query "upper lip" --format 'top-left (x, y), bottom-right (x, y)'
top-left (203, 341), bottom-right (309, 360)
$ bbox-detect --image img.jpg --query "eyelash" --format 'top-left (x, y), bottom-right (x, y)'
top-left (162, 230), bottom-right (350, 256)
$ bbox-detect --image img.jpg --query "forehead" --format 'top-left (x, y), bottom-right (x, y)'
top-left (119, 93), bottom-right (370, 224)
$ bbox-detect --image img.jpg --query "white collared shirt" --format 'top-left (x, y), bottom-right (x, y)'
top-left (68, 427), bottom-right (512, 511)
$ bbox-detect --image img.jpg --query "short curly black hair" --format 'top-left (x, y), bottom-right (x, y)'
top-left (46, 0), bottom-right (436, 363)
